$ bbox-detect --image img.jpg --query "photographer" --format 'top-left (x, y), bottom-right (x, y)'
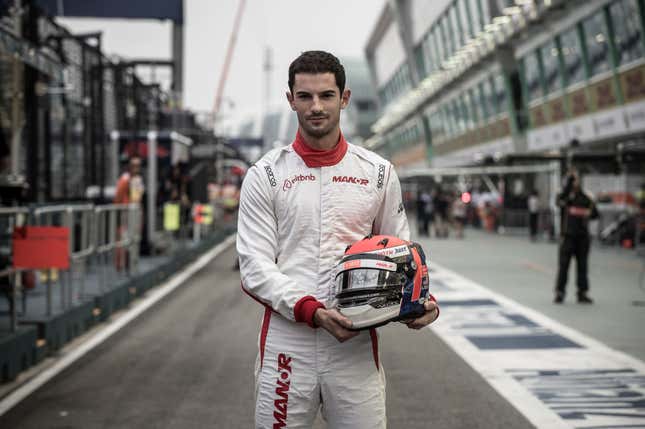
top-left (554, 170), bottom-right (599, 304)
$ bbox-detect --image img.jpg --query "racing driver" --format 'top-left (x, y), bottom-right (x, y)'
top-left (237, 50), bottom-right (439, 428)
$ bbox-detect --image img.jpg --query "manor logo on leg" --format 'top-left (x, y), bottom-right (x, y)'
top-left (273, 353), bottom-right (292, 428)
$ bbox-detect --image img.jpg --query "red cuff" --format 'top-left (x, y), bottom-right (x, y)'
top-left (294, 296), bottom-right (326, 328)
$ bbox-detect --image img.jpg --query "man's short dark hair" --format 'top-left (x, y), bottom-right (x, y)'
top-left (288, 51), bottom-right (346, 94)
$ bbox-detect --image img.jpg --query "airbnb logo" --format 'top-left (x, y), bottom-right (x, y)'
top-left (282, 174), bottom-right (316, 191)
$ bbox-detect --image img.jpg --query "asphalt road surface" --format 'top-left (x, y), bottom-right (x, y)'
top-left (0, 244), bottom-right (535, 428)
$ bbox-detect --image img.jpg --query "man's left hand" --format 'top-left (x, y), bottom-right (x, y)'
top-left (405, 300), bottom-right (439, 330)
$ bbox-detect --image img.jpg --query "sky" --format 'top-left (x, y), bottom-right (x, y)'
top-left (57, 0), bottom-right (386, 120)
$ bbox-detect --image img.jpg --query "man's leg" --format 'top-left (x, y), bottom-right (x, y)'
top-left (255, 311), bottom-right (319, 428)
top-left (530, 213), bottom-right (538, 239)
top-left (555, 237), bottom-right (573, 302)
top-left (319, 329), bottom-right (386, 429)
top-left (575, 236), bottom-right (592, 303)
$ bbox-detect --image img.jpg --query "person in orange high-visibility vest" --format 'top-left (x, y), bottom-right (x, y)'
top-left (114, 156), bottom-right (144, 270)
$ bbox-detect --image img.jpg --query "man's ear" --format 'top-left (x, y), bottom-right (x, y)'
top-left (340, 89), bottom-right (351, 110)
top-left (286, 91), bottom-right (296, 110)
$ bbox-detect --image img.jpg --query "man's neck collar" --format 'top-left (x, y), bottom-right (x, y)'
top-left (292, 129), bottom-right (348, 168)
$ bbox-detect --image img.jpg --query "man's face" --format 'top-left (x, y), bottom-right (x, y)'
top-left (567, 172), bottom-right (580, 192)
top-left (130, 158), bottom-right (141, 176)
top-left (286, 72), bottom-right (350, 139)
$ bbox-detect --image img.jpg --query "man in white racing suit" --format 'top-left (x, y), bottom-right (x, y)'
top-left (237, 51), bottom-right (439, 428)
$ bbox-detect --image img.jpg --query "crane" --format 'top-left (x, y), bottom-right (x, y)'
top-left (211, 0), bottom-right (247, 128)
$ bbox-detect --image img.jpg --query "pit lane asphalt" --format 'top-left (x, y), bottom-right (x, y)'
top-left (0, 244), bottom-right (534, 429)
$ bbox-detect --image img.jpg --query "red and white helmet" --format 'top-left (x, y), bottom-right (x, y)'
top-left (334, 235), bottom-right (430, 330)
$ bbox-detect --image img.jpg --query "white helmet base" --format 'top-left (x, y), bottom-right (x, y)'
top-left (340, 305), bottom-right (401, 330)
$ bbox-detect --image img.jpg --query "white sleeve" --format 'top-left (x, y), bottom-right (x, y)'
top-left (372, 164), bottom-right (410, 241)
top-left (236, 165), bottom-right (324, 324)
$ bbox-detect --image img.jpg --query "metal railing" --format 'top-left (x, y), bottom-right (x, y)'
top-left (33, 204), bottom-right (96, 315)
top-left (95, 204), bottom-right (141, 293)
top-left (0, 207), bottom-right (29, 332)
top-left (0, 200), bottom-right (230, 334)
top-left (0, 203), bottom-right (143, 332)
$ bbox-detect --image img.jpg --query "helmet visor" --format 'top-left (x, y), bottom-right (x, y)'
top-left (335, 268), bottom-right (404, 295)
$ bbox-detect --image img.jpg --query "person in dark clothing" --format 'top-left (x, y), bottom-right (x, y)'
top-left (434, 187), bottom-right (449, 238)
top-left (415, 190), bottom-right (432, 236)
top-left (528, 190), bottom-right (540, 241)
top-left (554, 171), bottom-right (599, 304)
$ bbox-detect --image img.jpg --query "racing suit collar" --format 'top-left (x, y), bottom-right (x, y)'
top-left (292, 129), bottom-right (348, 168)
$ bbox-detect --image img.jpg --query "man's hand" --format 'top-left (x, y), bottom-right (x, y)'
top-left (405, 300), bottom-right (439, 330)
top-left (313, 308), bottom-right (360, 343)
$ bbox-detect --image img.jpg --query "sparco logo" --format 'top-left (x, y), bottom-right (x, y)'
top-left (273, 353), bottom-right (292, 428)
top-left (282, 173), bottom-right (315, 191)
top-left (377, 164), bottom-right (385, 189)
top-left (264, 166), bottom-right (277, 187)
top-left (332, 176), bottom-right (369, 185)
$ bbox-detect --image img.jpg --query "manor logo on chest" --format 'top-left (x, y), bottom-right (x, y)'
top-left (332, 176), bottom-right (369, 186)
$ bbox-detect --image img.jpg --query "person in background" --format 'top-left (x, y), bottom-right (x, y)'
top-left (114, 156), bottom-right (146, 261)
top-left (554, 170), bottom-right (598, 304)
top-left (416, 189), bottom-right (432, 236)
top-left (164, 163), bottom-right (192, 231)
top-left (433, 186), bottom-right (449, 238)
top-left (115, 156), bottom-right (144, 205)
top-left (452, 191), bottom-right (466, 239)
top-left (528, 189), bottom-right (540, 241)
top-left (637, 183), bottom-right (645, 245)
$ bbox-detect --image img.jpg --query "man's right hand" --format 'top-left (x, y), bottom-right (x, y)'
top-left (313, 308), bottom-right (359, 343)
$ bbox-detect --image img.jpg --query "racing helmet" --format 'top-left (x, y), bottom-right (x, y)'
top-left (334, 235), bottom-right (430, 330)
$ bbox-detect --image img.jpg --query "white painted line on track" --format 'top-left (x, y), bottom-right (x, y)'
top-left (0, 234), bottom-right (237, 417)
top-left (428, 261), bottom-right (645, 429)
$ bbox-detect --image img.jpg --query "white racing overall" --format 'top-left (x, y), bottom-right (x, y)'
top-left (237, 132), bottom-right (409, 428)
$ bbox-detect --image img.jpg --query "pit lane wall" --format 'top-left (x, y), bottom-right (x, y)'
top-left (0, 203), bottom-right (235, 384)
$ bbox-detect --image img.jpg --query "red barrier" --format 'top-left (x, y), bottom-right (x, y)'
top-left (12, 226), bottom-right (70, 269)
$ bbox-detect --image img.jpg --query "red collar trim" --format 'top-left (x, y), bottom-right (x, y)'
top-left (292, 130), bottom-right (348, 168)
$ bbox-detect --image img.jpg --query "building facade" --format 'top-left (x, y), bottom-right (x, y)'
top-left (364, 0), bottom-right (645, 172)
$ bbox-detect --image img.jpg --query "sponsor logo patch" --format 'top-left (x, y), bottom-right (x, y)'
top-left (332, 176), bottom-right (369, 186)
top-left (377, 164), bottom-right (385, 189)
top-left (264, 166), bottom-right (277, 187)
top-left (273, 353), bottom-right (292, 428)
top-left (366, 244), bottom-right (410, 257)
top-left (343, 260), bottom-right (361, 270)
top-left (283, 174), bottom-right (316, 192)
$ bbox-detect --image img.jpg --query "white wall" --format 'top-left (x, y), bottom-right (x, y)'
top-left (373, 22), bottom-right (406, 86)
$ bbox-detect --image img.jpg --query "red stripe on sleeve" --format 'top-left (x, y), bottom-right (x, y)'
top-left (260, 307), bottom-right (272, 368)
top-left (369, 328), bottom-right (380, 370)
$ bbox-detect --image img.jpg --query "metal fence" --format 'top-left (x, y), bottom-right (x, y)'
top-left (95, 204), bottom-right (141, 293)
top-left (0, 201), bottom-right (229, 334)
top-left (1, 203), bottom-right (142, 332)
top-left (0, 207), bottom-right (29, 331)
